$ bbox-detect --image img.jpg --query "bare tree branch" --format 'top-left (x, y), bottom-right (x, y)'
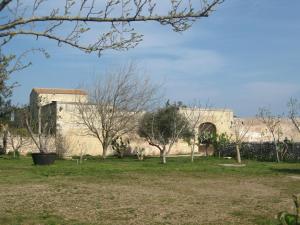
top-left (288, 97), bottom-right (300, 133)
top-left (230, 117), bottom-right (252, 164)
top-left (76, 63), bottom-right (158, 159)
top-left (0, 0), bottom-right (224, 56)
top-left (257, 107), bottom-right (282, 163)
top-left (0, 0), bottom-right (12, 12)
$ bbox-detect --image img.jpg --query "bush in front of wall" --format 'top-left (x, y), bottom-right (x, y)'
top-left (111, 137), bottom-right (130, 158)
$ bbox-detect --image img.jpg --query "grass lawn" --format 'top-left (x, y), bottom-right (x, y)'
top-left (0, 156), bottom-right (299, 225)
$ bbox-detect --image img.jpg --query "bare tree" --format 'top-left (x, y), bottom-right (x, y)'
top-left (8, 127), bottom-right (31, 158)
top-left (230, 118), bottom-right (252, 164)
top-left (0, 1), bottom-right (223, 58)
top-left (257, 107), bottom-right (282, 163)
top-left (181, 103), bottom-right (215, 162)
top-left (76, 63), bottom-right (157, 159)
top-left (287, 97), bottom-right (300, 133)
top-left (25, 97), bottom-right (55, 153)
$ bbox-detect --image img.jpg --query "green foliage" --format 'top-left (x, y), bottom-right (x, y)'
top-left (138, 102), bottom-right (193, 146)
top-left (211, 132), bottom-right (232, 157)
top-left (135, 146), bottom-right (145, 160)
top-left (278, 194), bottom-right (299, 225)
top-left (1, 157), bottom-right (299, 225)
top-left (7, 150), bottom-right (20, 159)
top-left (278, 213), bottom-right (297, 225)
top-left (198, 131), bottom-right (214, 145)
top-left (10, 127), bottom-right (29, 137)
top-left (0, 54), bottom-right (15, 124)
top-left (111, 137), bottom-right (130, 158)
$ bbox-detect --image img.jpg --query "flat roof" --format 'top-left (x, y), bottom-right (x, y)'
top-left (32, 88), bottom-right (87, 95)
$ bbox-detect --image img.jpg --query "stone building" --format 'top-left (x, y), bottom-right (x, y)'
top-left (28, 88), bottom-right (300, 157)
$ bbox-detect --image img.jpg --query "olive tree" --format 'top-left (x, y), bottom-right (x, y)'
top-left (76, 63), bottom-right (157, 159)
top-left (138, 102), bottom-right (193, 164)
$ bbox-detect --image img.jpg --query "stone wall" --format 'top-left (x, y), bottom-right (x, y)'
top-left (25, 88), bottom-right (300, 157)
top-left (238, 118), bottom-right (300, 142)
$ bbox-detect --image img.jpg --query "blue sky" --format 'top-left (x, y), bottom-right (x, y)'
top-left (6, 0), bottom-right (300, 116)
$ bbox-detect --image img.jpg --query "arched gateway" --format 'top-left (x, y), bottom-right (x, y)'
top-left (198, 122), bottom-right (217, 156)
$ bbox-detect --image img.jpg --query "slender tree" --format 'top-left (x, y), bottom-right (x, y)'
top-left (181, 103), bottom-right (215, 162)
top-left (257, 107), bottom-right (282, 163)
top-left (287, 97), bottom-right (300, 133)
top-left (25, 98), bottom-right (55, 153)
top-left (230, 118), bottom-right (252, 164)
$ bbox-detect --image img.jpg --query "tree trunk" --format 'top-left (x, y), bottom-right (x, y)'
top-left (274, 140), bottom-right (280, 163)
top-left (160, 148), bottom-right (166, 164)
top-left (236, 143), bottom-right (241, 164)
top-left (191, 143), bottom-right (195, 163)
top-left (102, 143), bottom-right (108, 159)
top-left (205, 143), bottom-right (209, 157)
top-left (37, 105), bottom-right (44, 153)
top-left (2, 128), bottom-right (8, 154)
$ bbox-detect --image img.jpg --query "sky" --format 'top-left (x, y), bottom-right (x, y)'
top-left (5, 0), bottom-right (300, 116)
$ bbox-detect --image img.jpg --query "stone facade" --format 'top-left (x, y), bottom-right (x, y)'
top-left (24, 88), bottom-right (300, 157)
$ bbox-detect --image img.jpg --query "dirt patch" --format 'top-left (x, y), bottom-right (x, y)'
top-left (288, 175), bottom-right (300, 180)
top-left (0, 174), bottom-right (297, 225)
top-left (219, 163), bottom-right (246, 167)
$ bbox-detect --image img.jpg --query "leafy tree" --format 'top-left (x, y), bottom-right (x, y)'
top-left (138, 102), bottom-right (193, 164)
top-left (0, 54), bottom-right (14, 123)
top-left (111, 137), bottom-right (130, 158)
top-left (0, 54), bottom-right (15, 154)
top-left (0, 51), bottom-right (43, 153)
top-left (211, 132), bottom-right (231, 158)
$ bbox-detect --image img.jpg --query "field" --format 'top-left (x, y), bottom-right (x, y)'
top-left (0, 156), bottom-right (299, 225)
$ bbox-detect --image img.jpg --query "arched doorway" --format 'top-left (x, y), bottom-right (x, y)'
top-left (198, 122), bottom-right (216, 156)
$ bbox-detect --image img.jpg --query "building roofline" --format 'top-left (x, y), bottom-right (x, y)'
top-left (31, 88), bottom-right (87, 95)
top-left (179, 107), bottom-right (233, 112)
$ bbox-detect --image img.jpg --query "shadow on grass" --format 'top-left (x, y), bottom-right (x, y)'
top-left (271, 168), bottom-right (300, 174)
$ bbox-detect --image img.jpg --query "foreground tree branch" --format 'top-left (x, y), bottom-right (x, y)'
top-left (0, 0), bottom-right (224, 56)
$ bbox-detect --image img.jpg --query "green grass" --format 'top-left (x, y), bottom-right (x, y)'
top-left (1, 156), bottom-right (299, 181)
top-left (0, 156), bottom-right (299, 225)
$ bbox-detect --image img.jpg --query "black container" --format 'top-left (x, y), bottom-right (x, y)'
top-left (31, 153), bottom-right (57, 165)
